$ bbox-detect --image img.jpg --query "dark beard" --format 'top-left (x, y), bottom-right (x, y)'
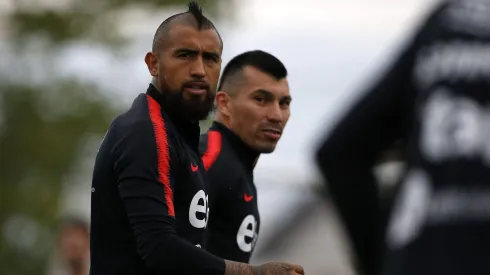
top-left (160, 87), bottom-right (215, 122)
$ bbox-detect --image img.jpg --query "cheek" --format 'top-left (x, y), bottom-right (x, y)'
top-left (235, 111), bottom-right (261, 134)
top-left (207, 67), bottom-right (221, 88)
top-left (160, 65), bottom-right (183, 88)
top-left (282, 110), bottom-right (291, 124)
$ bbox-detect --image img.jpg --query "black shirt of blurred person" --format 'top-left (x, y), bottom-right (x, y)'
top-left (316, 1), bottom-right (490, 275)
top-left (52, 217), bottom-right (90, 275)
top-left (90, 2), bottom-right (227, 275)
top-left (200, 51), bottom-right (291, 263)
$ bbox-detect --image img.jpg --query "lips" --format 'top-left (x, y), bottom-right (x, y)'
top-left (261, 128), bottom-right (282, 141)
top-left (184, 81), bottom-right (209, 96)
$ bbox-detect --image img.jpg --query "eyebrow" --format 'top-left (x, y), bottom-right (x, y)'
top-left (255, 89), bottom-right (273, 98)
top-left (174, 48), bottom-right (220, 57)
top-left (254, 89), bottom-right (292, 102)
top-left (174, 48), bottom-right (197, 54)
top-left (203, 51), bottom-right (220, 60)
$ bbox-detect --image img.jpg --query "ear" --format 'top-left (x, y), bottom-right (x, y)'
top-left (216, 91), bottom-right (232, 117)
top-left (144, 52), bottom-right (158, 77)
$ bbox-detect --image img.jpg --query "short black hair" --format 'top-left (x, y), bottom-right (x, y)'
top-left (218, 50), bottom-right (288, 92)
top-left (152, 1), bottom-right (220, 52)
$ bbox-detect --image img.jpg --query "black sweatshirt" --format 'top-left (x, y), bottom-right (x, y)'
top-left (200, 122), bottom-right (261, 263)
top-left (90, 84), bottom-right (225, 275)
top-left (316, 1), bottom-right (490, 275)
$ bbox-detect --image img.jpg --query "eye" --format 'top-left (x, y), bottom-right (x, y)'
top-left (178, 52), bottom-right (191, 58)
top-left (204, 54), bottom-right (219, 63)
top-left (177, 50), bottom-right (198, 59)
top-left (254, 96), bottom-right (265, 104)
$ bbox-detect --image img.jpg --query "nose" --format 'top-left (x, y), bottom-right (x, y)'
top-left (266, 103), bottom-right (283, 124)
top-left (190, 57), bottom-right (206, 79)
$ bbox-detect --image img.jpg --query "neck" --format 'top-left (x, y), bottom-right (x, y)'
top-left (211, 121), bottom-right (261, 170)
top-left (252, 156), bottom-right (259, 168)
top-left (151, 78), bottom-right (160, 91)
top-left (214, 113), bottom-right (230, 128)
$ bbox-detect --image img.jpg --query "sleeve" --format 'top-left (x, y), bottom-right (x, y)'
top-left (315, 3), bottom-right (448, 274)
top-left (113, 118), bottom-right (226, 275)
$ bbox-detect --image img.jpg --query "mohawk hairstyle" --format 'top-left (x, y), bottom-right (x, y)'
top-left (218, 50), bottom-right (288, 92)
top-left (151, 1), bottom-right (219, 52)
top-left (187, 1), bottom-right (206, 29)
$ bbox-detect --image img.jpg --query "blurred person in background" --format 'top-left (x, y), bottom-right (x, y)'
top-left (90, 1), bottom-right (303, 274)
top-left (48, 216), bottom-right (90, 275)
top-left (200, 50), bottom-right (291, 263)
top-left (316, 0), bottom-right (490, 275)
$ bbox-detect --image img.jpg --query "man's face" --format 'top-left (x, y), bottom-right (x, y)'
top-left (58, 226), bottom-right (89, 264)
top-left (145, 24), bottom-right (222, 121)
top-left (220, 66), bottom-right (291, 153)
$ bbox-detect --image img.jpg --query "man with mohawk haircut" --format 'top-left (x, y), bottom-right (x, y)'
top-left (90, 1), bottom-right (305, 275)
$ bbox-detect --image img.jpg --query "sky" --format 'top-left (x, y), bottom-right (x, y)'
top-left (58, 0), bottom-right (439, 219)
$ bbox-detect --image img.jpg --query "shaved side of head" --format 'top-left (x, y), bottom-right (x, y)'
top-left (219, 68), bottom-right (247, 96)
top-left (218, 50), bottom-right (288, 96)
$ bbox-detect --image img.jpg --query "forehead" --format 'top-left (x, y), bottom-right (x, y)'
top-left (238, 66), bottom-right (289, 96)
top-left (164, 24), bottom-right (222, 53)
